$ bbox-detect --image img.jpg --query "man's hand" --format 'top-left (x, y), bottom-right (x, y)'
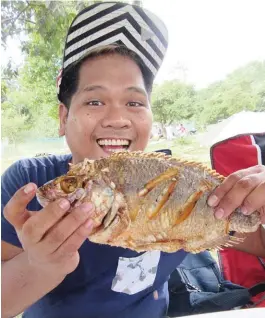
top-left (3, 182), bottom-right (95, 277)
top-left (207, 165), bottom-right (265, 223)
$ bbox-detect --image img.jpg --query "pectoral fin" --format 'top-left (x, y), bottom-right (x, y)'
top-left (138, 167), bottom-right (179, 197)
top-left (147, 180), bottom-right (177, 219)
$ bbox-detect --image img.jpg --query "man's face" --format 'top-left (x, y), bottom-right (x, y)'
top-left (59, 54), bottom-right (153, 163)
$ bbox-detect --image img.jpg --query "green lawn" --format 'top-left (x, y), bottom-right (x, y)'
top-left (146, 135), bottom-right (211, 166)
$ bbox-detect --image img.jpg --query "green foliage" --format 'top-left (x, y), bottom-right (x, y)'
top-left (1, 0), bottom-right (35, 47)
top-left (1, 1), bottom-right (264, 144)
top-left (1, 108), bottom-right (29, 143)
top-left (1, 0), bottom-right (134, 143)
top-left (1, 60), bottom-right (19, 102)
top-left (151, 80), bottom-right (196, 125)
top-left (194, 61), bottom-right (265, 125)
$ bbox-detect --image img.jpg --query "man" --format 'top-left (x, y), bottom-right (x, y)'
top-left (1, 2), bottom-right (265, 318)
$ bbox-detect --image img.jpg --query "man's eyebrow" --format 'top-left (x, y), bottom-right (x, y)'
top-left (80, 85), bottom-right (147, 97)
top-left (126, 86), bottom-right (148, 97)
top-left (82, 85), bottom-right (107, 92)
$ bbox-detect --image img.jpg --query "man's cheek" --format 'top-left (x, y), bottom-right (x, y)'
top-left (68, 116), bottom-right (85, 134)
top-left (139, 117), bottom-right (152, 138)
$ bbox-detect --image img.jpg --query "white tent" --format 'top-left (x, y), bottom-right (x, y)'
top-left (201, 111), bottom-right (265, 146)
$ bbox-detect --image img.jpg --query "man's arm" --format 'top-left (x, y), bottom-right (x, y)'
top-left (1, 184), bottom-right (94, 318)
top-left (1, 241), bottom-right (65, 318)
top-left (232, 225), bottom-right (265, 257)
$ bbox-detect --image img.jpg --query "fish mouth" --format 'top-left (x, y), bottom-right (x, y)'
top-left (96, 138), bottom-right (131, 153)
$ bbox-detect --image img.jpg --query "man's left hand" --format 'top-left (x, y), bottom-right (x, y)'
top-left (207, 165), bottom-right (265, 223)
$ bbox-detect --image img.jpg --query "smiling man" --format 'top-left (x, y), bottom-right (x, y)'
top-left (1, 2), bottom-right (265, 318)
top-left (58, 51), bottom-right (153, 162)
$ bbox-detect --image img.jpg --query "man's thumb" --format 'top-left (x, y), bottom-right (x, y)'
top-left (3, 183), bottom-right (37, 230)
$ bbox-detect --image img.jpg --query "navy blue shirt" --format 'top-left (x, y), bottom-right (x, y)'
top-left (1, 154), bottom-right (187, 318)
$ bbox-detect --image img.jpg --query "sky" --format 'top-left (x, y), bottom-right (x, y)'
top-left (144, 0), bottom-right (265, 87)
top-left (2, 0), bottom-right (265, 88)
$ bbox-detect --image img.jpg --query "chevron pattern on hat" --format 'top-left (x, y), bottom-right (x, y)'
top-left (61, 2), bottom-right (168, 78)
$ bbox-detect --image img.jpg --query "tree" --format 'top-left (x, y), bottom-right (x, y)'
top-left (2, 1), bottom-right (265, 143)
top-left (1, 0), bottom-right (80, 142)
top-left (1, 108), bottom-right (29, 143)
top-left (195, 61), bottom-right (265, 125)
top-left (151, 80), bottom-right (196, 127)
top-left (1, 0), bottom-right (134, 143)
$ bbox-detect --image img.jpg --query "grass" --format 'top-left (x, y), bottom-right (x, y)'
top-left (1, 138), bottom-right (70, 174)
top-left (146, 135), bottom-right (211, 166)
top-left (2, 135), bottom-right (211, 174)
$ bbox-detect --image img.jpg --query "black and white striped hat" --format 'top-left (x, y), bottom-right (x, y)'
top-left (57, 1), bottom-right (168, 100)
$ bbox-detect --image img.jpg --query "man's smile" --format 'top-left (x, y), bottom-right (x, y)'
top-left (96, 138), bottom-right (131, 154)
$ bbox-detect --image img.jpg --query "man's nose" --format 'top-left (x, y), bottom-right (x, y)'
top-left (101, 107), bottom-right (132, 129)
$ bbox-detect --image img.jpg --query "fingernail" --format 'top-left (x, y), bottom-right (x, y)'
top-left (241, 206), bottom-right (249, 215)
top-left (84, 219), bottom-right (94, 229)
top-left (80, 203), bottom-right (93, 213)
top-left (24, 184), bottom-right (36, 194)
top-left (208, 195), bottom-right (218, 207)
top-left (59, 199), bottom-right (70, 210)
top-left (215, 208), bottom-right (225, 219)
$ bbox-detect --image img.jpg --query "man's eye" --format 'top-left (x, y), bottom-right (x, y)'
top-left (85, 100), bottom-right (103, 106)
top-left (127, 101), bottom-right (144, 107)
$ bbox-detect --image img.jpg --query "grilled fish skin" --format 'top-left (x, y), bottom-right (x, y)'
top-left (36, 151), bottom-right (261, 253)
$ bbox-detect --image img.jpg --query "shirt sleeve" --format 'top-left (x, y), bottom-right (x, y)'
top-left (1, 161), bottom-right (26, 248)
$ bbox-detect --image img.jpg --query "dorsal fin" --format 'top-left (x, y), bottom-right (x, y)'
top-left (108, 150), bottom-right (170, 160)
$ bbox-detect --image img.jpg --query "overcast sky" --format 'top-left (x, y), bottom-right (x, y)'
top-left (2, 0), bottom-right (265, 88)
top-left (144, 0), bottom-right (265, 87)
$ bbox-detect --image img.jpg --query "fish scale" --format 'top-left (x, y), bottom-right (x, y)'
top-left (36, 151), bottom-right (261, 253)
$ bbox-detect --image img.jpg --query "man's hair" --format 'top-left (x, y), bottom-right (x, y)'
top-left (59, 44), bottom-right (153, 108)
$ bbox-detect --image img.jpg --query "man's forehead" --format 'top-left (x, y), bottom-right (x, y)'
top-left (77, 57), bottom-right (147, 90)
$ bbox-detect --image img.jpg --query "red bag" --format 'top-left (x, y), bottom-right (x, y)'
top-left (210, 133), bottom-right (265, 307)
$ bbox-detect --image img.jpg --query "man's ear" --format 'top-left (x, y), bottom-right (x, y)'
top-left (59, 103), bottom-right (68, 137)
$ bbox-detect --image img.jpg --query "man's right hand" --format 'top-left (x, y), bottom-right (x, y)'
top-left (3, 182), bottom-right (94, 278)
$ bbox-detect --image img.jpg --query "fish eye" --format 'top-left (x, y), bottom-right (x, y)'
top-left (60, 176), bottom-right (78, 193)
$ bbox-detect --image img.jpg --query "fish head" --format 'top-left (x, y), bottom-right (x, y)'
top-left (36, 158), bottom-right (100, 208)
top-left (36, 174), bottom-right (90, 207)
top-left (36, 158), bottom-right (122, 231)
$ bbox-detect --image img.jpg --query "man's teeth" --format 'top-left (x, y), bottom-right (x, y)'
top-left (97, 139), bottom-right (130, 146)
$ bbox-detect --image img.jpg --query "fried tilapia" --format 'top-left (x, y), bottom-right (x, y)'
top-left (36, 151), bottom-right (261, 253)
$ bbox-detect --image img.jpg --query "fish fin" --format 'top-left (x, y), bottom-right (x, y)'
top-left (103, 192), bottom-right (121, 228)
top-left (188, 234), bottom-right (245, 253)
top-left (109, 150), bottom-right (171, 161)
top-left (147, 179), bottom-right (177, 219)
top-left (168, 158), bottom-right (225, 182)
top-left (174, 184), bottom-right (208, 226)
top-left (89, 200), bottom-right (130, 244)
top-left (130, 239), bottom-right (185, 253)
top-left (173, 179), bottom-right (215, 226)
top-left (138, 167), bottom-right (179, 197)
